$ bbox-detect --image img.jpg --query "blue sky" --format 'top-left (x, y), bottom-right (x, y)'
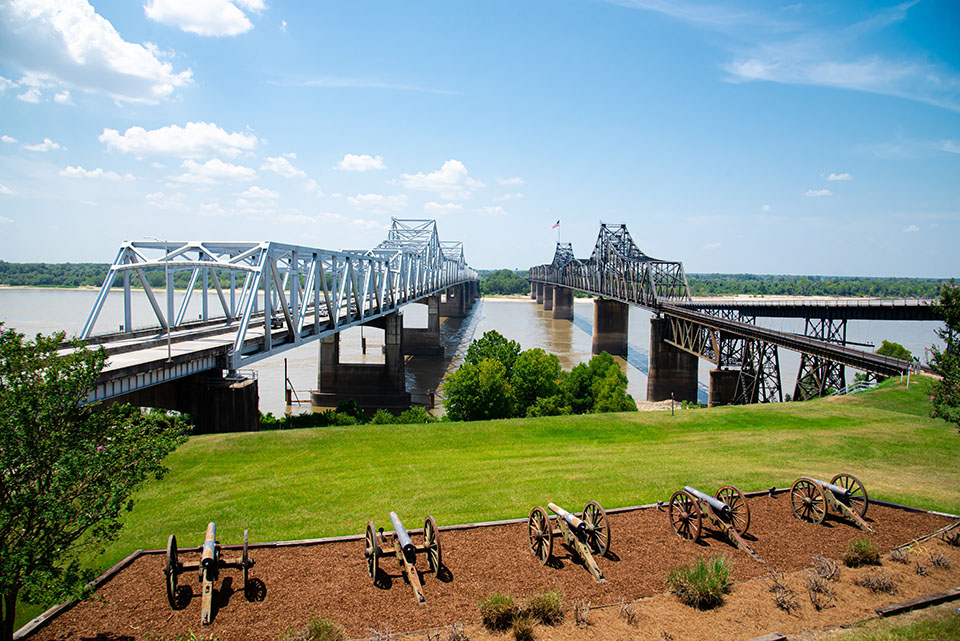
top-left (0, 0), bottom-right (957, 276)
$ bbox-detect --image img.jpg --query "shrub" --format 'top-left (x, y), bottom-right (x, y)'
top-left (889, 548), bottom-right (910, 564)
top-left (396, 406), bottom-right (437, 424)
top-left (523, 590), bottom-right (564, 626)
top-left (842, 538), bottom-right (880, 567)
top-left (810, 555), bottom-right (840, 581)
top-left (666, 556), bottom-right (731, 609)
top-left (617, 599), bottom-right (639, 625)
top-left (855, 569), bottom-right (897, 594)
top-left (765, 568), bottom-right (798, 613)
top-left (512, 615), bottom-right (534, 641)
top-left (335, 399), bottom-right (364, 420)
top-left (478, 592), bottom-right (519, 631)
top-left (369, 409), bottom-right (396, 425)
top-left (572, 599), bottom-right (591, 626)
top-left (320, 410), bottom-right (358, 426)
top-left (929, 552), bottom-right (951, 569)
top-left (278, 617), bottom-right (347, 641)
top-left (806, 574), bottom-right (835, 611)
top-left (525, 394), bottom-right (572, 417)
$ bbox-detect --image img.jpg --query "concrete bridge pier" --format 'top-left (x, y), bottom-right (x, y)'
top-left (552, 286), bottom-right (574, 320)
top-left (647, 316), bottom-right (698, 402)
top-left (439, 284), bottom-right (469, 317)
top-left (530, 282), bottom-right (536, 299)
top-left (403, 295), bottom-right (443, 355)
top-left (592, 298), bottom-right (628, 356)
top-left (708, 369), bottom-right (739, 407)
top-left (535, 282), bottom-right (544, 304)
top-left (543, 285), bottom-right (555, 311)
top-left (313, 312), bottom-right (411, 410)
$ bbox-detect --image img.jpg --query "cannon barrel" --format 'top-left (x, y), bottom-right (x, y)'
top-left (683, 486), bottom-right (729, 514)
top-left (547, 502), bottom-right (587, 535)
top-left (389, 511), bottom-right (417, 558)
top-left (201, 522), bottom-right (217, 568)
top-left (807, 477), bottom-right (850, 498)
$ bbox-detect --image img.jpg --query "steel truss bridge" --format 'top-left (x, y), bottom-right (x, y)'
top-left (530, 223), bottom-right (938, 403)
top-left (80, 219), bottom-right (477, 402)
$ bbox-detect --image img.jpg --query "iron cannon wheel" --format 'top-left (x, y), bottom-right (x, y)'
top-left (528, 506), bottom-right (553, 565)
top-left (424, 515), bottom-right (441, 573)
top-left (581, 500), bottom-right (610, 557)
top-left (791, 478), bottom-right (827, 524)
top-left (164, 534), bottom-right (179, 610)
top-left (831, 473), bottom-right (869, 518)
top-left (241, 529), bottom-right (250, 594)
top-left (669, 490), bottom-right (702, 542)
top-left (715, 485), bottom-right (751, 535)
top-left (364, 521), bottom-right (379, 581)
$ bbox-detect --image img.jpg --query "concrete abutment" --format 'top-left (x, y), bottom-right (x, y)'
top-left (708, 369), bottom-right (740, 407)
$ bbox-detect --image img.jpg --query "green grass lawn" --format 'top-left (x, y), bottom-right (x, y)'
top-left (14, 376), bottom-right (960, 630)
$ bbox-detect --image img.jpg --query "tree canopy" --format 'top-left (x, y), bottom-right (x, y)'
top-left (876, 340), bottom-right (912, 362)
top-left (929, 281), bottom-right (960, 433)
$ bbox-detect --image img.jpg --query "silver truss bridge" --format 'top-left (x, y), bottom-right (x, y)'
top-left (81, 219), bottom-right (477, 378)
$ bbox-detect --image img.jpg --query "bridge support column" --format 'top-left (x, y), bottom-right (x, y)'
top-left (403, 296), bottom-right (443, 355)
top-left (313, 312), bottom-right (411, 410)
top-left (543, 285), bottom-right (555, 311)
top-left (647, 317), bottom-right (698, 402)
top-left (439, 284), bottom-right (468, 317)
top-left (530, 282), bottom-right (536, 299)
top-left (708, 369), bottom-right (739, 407)
top-left (552, 286), bottom-right (574, 320)
top-left (535, 282), bottom-right (544, 304)
top-left (592, 298), bottom-right (628, 356)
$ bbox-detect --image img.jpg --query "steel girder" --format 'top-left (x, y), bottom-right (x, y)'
top-left (80, 219), bottom-right (477, 369)
top-left (734, 341), bottom-right (783, 404)
top-left (794, 318), bottom-right (847, 401)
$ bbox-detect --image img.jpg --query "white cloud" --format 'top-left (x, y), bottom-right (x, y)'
top-left (241, 185), bottom-right (279, 199)
top-left (348, 193), bottom-right (407, 212)
top-left (400, 159), bottom-right (484, 200)
top-left (424, 202), bottom-right (463, 215)
top-left (0, 185), bottom-right (15, 196)
top-left (198, 202), bottom-right (228, 217)
top-left (476, 205), bottom-right (506, 217)
top-left (805, 188), bottom-right (833, 197)
top-left (0, 0), bottom-right (192, 104)
top-left (494, 193), bottom-right (524, 202)
top-left (0, 216), bottom-right (14, 223)
top-left (336, 153), bottom-right (386, 171)
top-left (1, 135), bottom-right (16, 144)
top-left (261, 155), bottom-right (305, 178)
top-left (280, 19), bottom-right (287, 32)
top-left (144, 0), bottom-right (264, 37)
top-left (17, 88), bottom-right (41, 103)
top-left (146, 191), bottom-right (188, 211)
top-left (53, 90), bottom-right (73, 104)
top-left (171, 158), bottom-right (256, 184)
top-left (497, 176), bottom-right (525, 185)
top-left (827, 172), bottom-right (853, 181)
top-left (943, 141), bottom-right (960, 154)
top-left (24, 138), bottom-right (61, 152)
top-left (100, 122), bottom-right (258, 158)
top-left (761, 204), bottom-right (772, 212)
top-left (60, 165), bottom-right (136, 181)
top-left (304, 179), bottom-right (324, 196)
top-left (903, 224), bottom-right (919, 233)
top-left (0, 76), bottom-right (13, 92)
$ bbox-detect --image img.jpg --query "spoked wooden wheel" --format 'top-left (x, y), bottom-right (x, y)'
top-left (791, 478), bottom-right (827, 524)
top-left (364, 521), bottom-right (379, 581)
top-left (715, 485), bottom-right (751, 535)
top-left (424, 515), bottom-right (441, 572)
top-left (831, 473), bottom-right (869, 518)
top-left (528, 506), bottom-right (553, 565)
top-left (581, 500), bottom-right (610, 557)
top-left (164, 534), bottom-right (179, 609)
top-left (669, 490), bottom-right (702, 542)
top-left (241, 529), bottom-right (250, 594)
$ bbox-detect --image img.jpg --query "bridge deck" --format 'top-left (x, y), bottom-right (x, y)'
top-left (674, 297), bottom-right (938, 321)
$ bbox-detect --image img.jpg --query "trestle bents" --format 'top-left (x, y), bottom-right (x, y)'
top-left (363, 513), bottom-right (442, 605)
top-left (790, 473), bottom-right (873, 532)
top-left (668, 484), bottom-right (761, 561)
top-left (794, 318), bottom-right (847, 400)
top-left (527, 500), bottom-right (610, 582)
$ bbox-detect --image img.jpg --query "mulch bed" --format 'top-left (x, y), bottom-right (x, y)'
top-left (29, 495), bottom-right (954, 640)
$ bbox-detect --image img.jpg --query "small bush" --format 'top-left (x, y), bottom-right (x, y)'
top-left (929, 552), bottom-right (951, 568)
top-left (278, 617), bottom-right (346, 641)
top-left (478, 592), bottom-right (519, 631)
top-left (810, 555), bottom-right (841, 581)
top-left (617, 599), bottom-right (639, 625)
top-left (806, 575), bottom-right (835, 611)
top-left (765, 569), bottom-right (798, 613)
top-left (889, 548), bottom-right (910, 564)
top-left (445, 623), bottom-right (470, 641)
top-left (572, 599), bottom-right (591, 626)
top-left (369, 409), bottom-right (396, 424)
top-left (523, 590), bottom-right (564, 626)
top-left (396, 406), bottom-right (437, 424)
top-left (916, 561), bottom-right (928, 576)
top-left (855, 569), bottom-right (897, 594)
top-left (944, 529), bottom-right (960, 547)
top-left (667, 555), bottom-right (731, 610)
top-left (512, 615), bottom-right (534, 641)
top-left (842, 538), bottom-right (880, 567)
top-left (334, 399), bottom-right (364, 420)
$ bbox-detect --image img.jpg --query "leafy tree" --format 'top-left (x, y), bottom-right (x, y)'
top-left (480, 269), bottom-right (530, 296)
top-left (334, 398), bottom-right (364, 421)
top-left (525, 395), bottom-right (572, 417)
top-left (929, 281), bottom-right (960, 433)
top-left (369, 409), bottom-right (396, 425)
top-left (592, 365), bottom-right (637, 413)
top-left (0, 325), bottom-right (187, 639)
top-left (511, 348), bottom-right (561, 415)
top-left (443, 359), bottom-right (516, 421)
top-left (465, 330), bottom-right (521, 376)
top-left (876, 340), bottom-right (912, 361)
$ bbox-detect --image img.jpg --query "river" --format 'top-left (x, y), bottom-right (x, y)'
top-left (0, 288), bottom-right (944, 415)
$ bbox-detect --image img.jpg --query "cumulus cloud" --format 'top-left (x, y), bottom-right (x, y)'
top-left (0, 185), bottom-right (15, 196)
top-left (496, 176), bottom-right (525, 185)
top-left (476, 205), bottom-right (506, 217)
top-left (1, 135), bottom-right (17, 144)
top-left (261, 155), bottom-right (305, 178)
top-left (424, 202), bottom-right (463, 215)
top-left (17, 88), bottom-right (41, 103)
top-left (347, 193), bottom-right (407, 212)
top-left (24, 138), bottom-right (61, 152)
top-left (240, 185), bottom-right (279, 199)
top-left (805, 188), bottom-right (833, 197)
top-left (0, 0), bottom-right (192, 103)
top-left (99, 122), bottom-right (258, 158)
top-left (827, 172), bottom-right (853, 181)
top-left (304, 179), bottom-right (324, 196)
top-left (903, 224), bottom-right (919, 232)
top-left (400, 159), bottom-right (484, 200)
top-left (144, 0), bottom-right (265, 37)
top-left (53, 90), bottom-right (72, 104)
top-left (170, 158), bottom-right (256, 184)
top-left (0, 76), bottom-right (13, 92)
top-left (336, 153), bottom-right (386, 171)
top-left (60, 165), bottom-right (136, 181)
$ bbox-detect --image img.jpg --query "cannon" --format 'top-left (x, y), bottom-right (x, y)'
top-left (791, 473), bottom-right (873, 532)
top-left (668, 485), bottom-right (761, 561)
top-left (528, 501), bottom-right (610, 582)
top-left (363, 512), bottom-right (441, 604)
top-left (163, 523), bottom-right (256, 625)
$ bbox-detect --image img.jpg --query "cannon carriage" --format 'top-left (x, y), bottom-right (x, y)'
top-left (363, 512), bottom-right (442, 604)
top-left (791, 473), bottom-right (873, 532)
top-left (668, 485), bottom-right (761, 561)
top-left (528, 500), bottom-right (610, 582)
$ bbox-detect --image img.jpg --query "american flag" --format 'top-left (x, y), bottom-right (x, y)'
top-left (551, 220), bottom-right (560, 229)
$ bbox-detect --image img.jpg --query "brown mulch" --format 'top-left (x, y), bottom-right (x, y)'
top-left (30, 496), bottom-right (955, 641)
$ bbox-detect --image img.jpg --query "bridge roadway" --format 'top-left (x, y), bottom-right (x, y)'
top-left (673, 297), bottom-right (939, 321)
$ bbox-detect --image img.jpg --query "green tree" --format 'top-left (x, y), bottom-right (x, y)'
top-left (929, 281), bottom-right (960, 432)
top-left (511, 348), bottom-right (561, 415)
top-left (443, 358), bottom-right (516, 421)
top-left (876, 340), bottom-right (912, 361)
top-left (0, 326), bottom-right (186, 640)
top-left (592, 365), bottom-right (637, 413)
top-left (465, 330), bottom-right (522, 376)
